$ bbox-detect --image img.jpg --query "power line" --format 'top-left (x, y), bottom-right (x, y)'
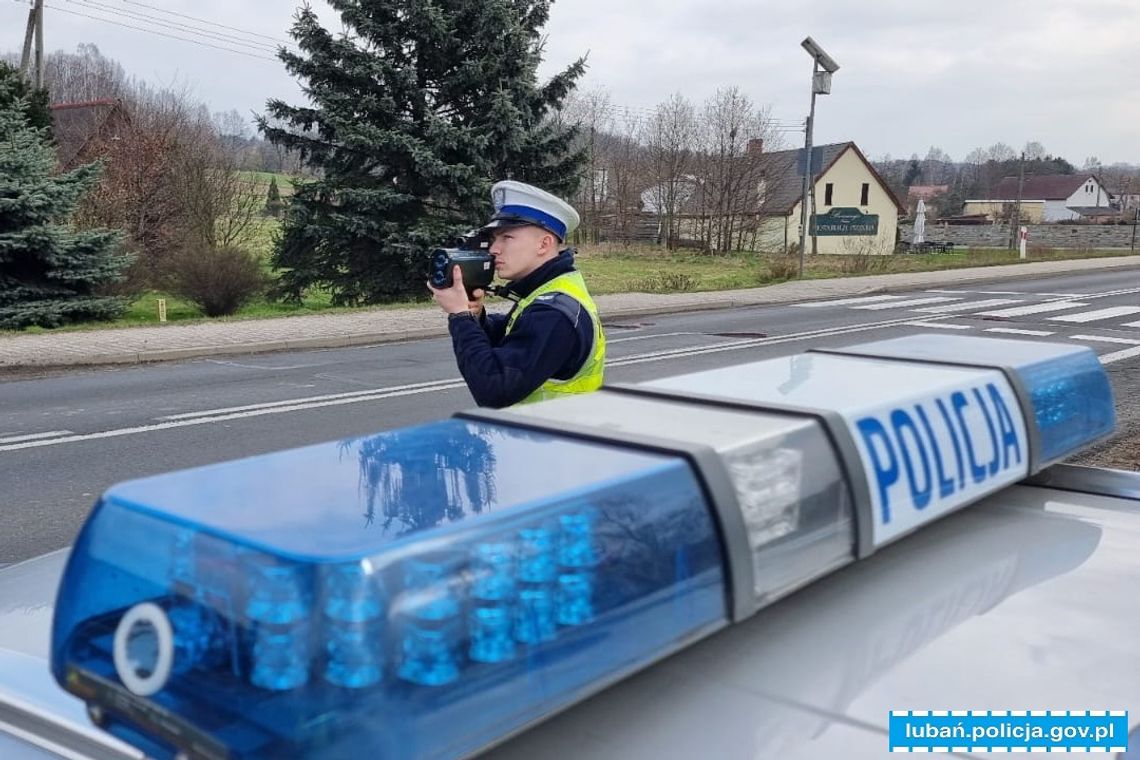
top-left (43, 4), bottom-right (282, 62)
top-left (115, 0), bottom-right (291, 46)
top-left (9, 0), bottom-right (297, 54)
top-left (60, 0), bottom-right (288, 55)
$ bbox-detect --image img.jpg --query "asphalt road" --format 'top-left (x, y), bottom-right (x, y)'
top-left (3, 267), bottom-right (1140, 565)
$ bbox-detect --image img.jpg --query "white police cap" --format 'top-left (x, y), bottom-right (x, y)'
top-left (483, 180), bottom-right (580, 242)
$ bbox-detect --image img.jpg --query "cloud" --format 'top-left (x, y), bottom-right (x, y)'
top-left (2, 0), bottom-right (1136, 162)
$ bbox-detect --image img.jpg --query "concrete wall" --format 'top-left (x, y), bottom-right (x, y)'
top-left (900, 223), bottom-right (1140, 249)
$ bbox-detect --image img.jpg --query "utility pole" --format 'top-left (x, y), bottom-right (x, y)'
top-left (1009, 151), bottom-right (1025, 250)
top-left (19, 1), bottom-right (36, 77)
top-left (797, 62), bottom-right (817, 275)
top-left (18, 0), bottom-right (44, 87)
top-left (34, 0), bottom-right (44, 88)
top-left (797, 38), bottom-right (839, 277)
top-left (1132, 207), bottom-right (1138, 254)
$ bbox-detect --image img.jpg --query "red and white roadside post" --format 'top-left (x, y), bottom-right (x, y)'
top-left (1019, 226), bottom-right (1029, 259)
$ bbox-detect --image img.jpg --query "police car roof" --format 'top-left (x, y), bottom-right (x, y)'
top-left (487, 471), bottom-right (1140, 759)
top-left (3, 468), bottom-right (1138, 759)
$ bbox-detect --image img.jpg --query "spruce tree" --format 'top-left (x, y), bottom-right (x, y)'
top-left (260, 0), bottom-right (587, 304)
top-left (0, 95), bottom-right (130, 329)
top-left (265, 176), bottom-right (283, 217)
top-left (0, 61), bottom-right (52, 134)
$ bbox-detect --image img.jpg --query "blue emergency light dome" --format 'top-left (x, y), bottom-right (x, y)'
top-left (50, 335), bottom-right (1115, 759)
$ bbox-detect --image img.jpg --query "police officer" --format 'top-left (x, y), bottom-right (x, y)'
top-left (428, 180), bottom-right (606, 408)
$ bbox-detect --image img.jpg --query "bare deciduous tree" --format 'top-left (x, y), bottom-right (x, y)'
top-left (176, 129), bottom-right (263, 252)
top-left (74, 80), bottom-right (262, 291)
top-left (695, 86), bottom-right (780, 253)
top-left (602, 111), bottom-right (650, 243)
top-left (561, 88), bottom-right (614, 244)
top-left (643, 93), bottom-right (698, 248)
top-left (41, 43), bottom-right (129, 103)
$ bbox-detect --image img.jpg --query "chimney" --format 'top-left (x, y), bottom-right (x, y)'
top-left (747, 138), bottom-right (764, 157)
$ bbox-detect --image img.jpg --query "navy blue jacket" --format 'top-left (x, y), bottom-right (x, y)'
top-left (447, 250), bottom-right (595, 408)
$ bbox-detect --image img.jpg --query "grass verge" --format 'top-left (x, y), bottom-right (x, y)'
top-left (6, 243), bottom-right (1137, 333)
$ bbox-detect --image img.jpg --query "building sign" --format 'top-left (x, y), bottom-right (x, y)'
top-left (811, 207), bottom-right (879, 236)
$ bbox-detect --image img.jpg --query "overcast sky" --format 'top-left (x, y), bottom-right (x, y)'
top-left (3, 0), bottom-right (1138, 165)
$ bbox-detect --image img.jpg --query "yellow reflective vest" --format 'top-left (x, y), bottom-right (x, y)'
top-left (504, 270), bottom-right (605, 405)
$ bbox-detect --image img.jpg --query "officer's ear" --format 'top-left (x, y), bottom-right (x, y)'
top-left (539, 230), bottom-right (558, 255)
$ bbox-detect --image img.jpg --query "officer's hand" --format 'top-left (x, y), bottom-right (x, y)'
top-left (467, 288), bottom-right (486, 318)
top-left (427, 265), bottom-right (473, 315)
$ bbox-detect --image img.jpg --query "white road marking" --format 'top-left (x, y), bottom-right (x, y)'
top-left (903, 322), bottom-right (974, 330)
top-left (976, 301), bottom-right (1088, 317)
top-left (607, 331), bottom-right (703, 344)
top-left (852, 296), bottom-right (959, 310)
top-left (1083, 285), bottom-right (1140, 299)
top-left (795, 295), bottom-right (904, 308)
top-left (1069, 335), bottom-right (1140, 346)
top-left (913, 298), bottom-right (1021, 314)
top-left (0, 381), bottom-right (470, 453)
top-left (984, 328), bottom-right (1056, 336)
top-left (0, 313), bottom-right (955, 453)
top-left (206, 359), bottom-right (326, 370)
top-left (926, 289), bottom-right (1085, 297)
top-left (1099, 345), bottom-right (1140, 365)
top-left (0, 430), bottom-right (74, 444)
top-left (1049, 306), bottom-right (1140, 323)
top-left (1121, 319), bottom-right (1140, 328)
top-left (158, 378), bottom-right (470, 420)
top-left (605, 313), bottom-right (956, 368)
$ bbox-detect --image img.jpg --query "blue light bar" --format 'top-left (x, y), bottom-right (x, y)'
top-left (51, 334), bottom-right (1116, 759)
top-left (635, 351), bottom-right (1033, 552)
top-left (52, 420), bottom-right (726, 759)
top-left (816, 334), bottom-right (1115, 470)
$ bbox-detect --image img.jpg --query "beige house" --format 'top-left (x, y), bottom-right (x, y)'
top-left (963, 174), bottom-right (1111, 223)
top-left (960, 200), bottom-right (1046, 224)
top-left (757, 142), bottom-right (905, 255)
top-left (636, 141), bottom-right (904, 254)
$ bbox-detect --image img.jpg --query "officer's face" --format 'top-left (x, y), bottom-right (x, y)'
top-left (489, 225), bottom-right (558, 281)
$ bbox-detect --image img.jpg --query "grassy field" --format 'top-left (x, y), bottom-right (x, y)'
top-left (237, 171), bottom-right (298, 196)
top-left (575, 244), bottom-right (1138, 294)
top-left (9, 215), bottom-right (1138, 333)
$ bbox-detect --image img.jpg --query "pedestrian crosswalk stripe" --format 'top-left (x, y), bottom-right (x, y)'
top-left (795, 295), bottom-right (904, 308)
top-left (1100, 345), bottom-right (1140, 365)
top-left (984, 328), bottom-right (1055, 337)
top-left (913, 298), bottom-right (1021, 314)
top-left (852, 296), bottom-right (959, 310)
top-left (977, 301), bottom-right (1088, 317)
top-left (1121, 319), bottom-right (1140, 328)
top-left (904, 322), bottom-right (973, 330)
top-left (1049, 306), bottom-right (1140, 323)
top-left (1069, 334), bottom-right (1140, 345)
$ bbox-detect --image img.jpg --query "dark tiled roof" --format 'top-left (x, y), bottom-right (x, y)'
top-left (757, 142), bottom-right (906, 215)
top-left (641, 141), bottom-right (905, 218)
top-left (908, 184), bottom-right (949, 200)
top-left (757, 142), bottom-right (851, 214)
top-left (988, 174), bottom-right (1094, 201)
top-left (50, 99), bottom-right (125, 168)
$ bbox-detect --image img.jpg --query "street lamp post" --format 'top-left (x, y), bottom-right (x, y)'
top-left (797, 37), bottom-right (839, 277)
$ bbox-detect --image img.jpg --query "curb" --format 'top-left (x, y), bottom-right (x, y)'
top-left (4, 255), bottom-right (1140, 370)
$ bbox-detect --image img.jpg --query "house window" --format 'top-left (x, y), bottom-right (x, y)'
top-left (860, 183), bottom-right (869, 206)
top-left (824, 183), bottom-right (834, 206)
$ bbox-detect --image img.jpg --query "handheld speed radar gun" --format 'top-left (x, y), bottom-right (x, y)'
top-left (50, 334), bottom-right (1115, 759)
